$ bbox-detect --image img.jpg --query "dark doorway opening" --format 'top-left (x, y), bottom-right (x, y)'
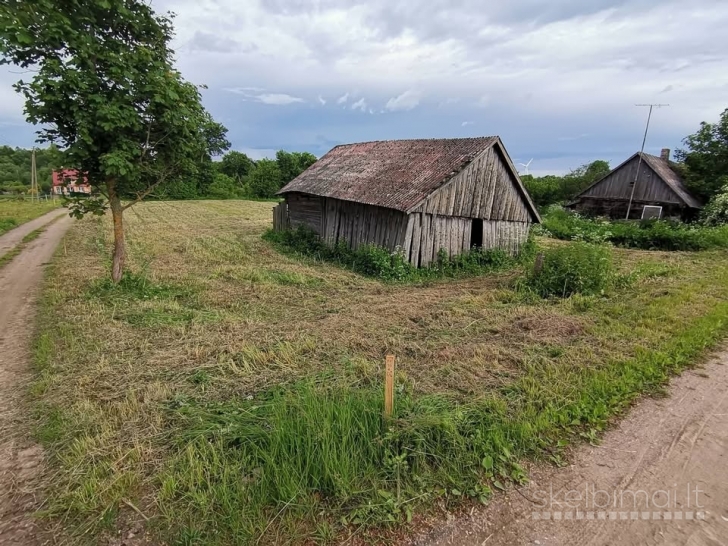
top-left (470, 218), bottom-right (483, 249)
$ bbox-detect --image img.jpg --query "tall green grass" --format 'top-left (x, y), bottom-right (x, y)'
top-left (524, 242), bottom-right (615, 298)
top-left (158, 298), bottom-right (728, 543)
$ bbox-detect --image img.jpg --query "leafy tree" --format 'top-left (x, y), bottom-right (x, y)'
top-left (207, 172), bottom-right (239, 199)
top-left (248, 159), bottom-right (282, 198)
top-left (219, 151), bottom-right (255, 184)
top-left (0, 0), bottom-right (228, 282)
top-left (0, 146), bottom-right (60, 189)
top-left (676, 108), bottom-right (728, 202)
top-left (522, 160), bottom-right (610, 210)
top-left (276, 150), bottom-right (317, 184)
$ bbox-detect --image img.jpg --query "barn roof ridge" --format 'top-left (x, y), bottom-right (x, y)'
top-left (279, 136), bottom-right (539, 220)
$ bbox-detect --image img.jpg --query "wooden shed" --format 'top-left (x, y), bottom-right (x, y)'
top-left (568, 149), bottom-right (702, 220)
top-left (273, 137), bottom-right (540, 267)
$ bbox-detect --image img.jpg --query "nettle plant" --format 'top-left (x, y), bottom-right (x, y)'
top-left (0, 0), bottom-right (228, 282)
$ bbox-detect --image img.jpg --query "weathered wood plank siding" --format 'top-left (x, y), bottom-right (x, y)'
top-left (318, 197), bottom-right (408, 251)
top-left (286, 193), bottom-right (325, 234)
top-left (272, 202), bottom-right (289, 231)
top-left (400, 213), bottom-right (530, 266)
top-left (579, 156), bottom-right (681, 204)
top-left (282, 140), bottom-right (536, 267)
top-left (410, 146), bottom-right (532, 223)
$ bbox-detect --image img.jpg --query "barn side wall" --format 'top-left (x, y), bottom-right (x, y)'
top-left (321, 198), bottom-right (408, 251)
top-left (409, 145), bottom-right (532, 223)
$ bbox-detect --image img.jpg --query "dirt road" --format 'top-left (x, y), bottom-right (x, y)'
top-left (0, 208), bottom-right (68, 259)
top-left (412, 351), bottom-right (728, 546)
top-left (0, 213), bottom-right (73, 545)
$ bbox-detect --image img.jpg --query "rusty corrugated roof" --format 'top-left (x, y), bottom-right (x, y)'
top-left (640, 153), bottom-right (702, 209)
top-left (278, 137), bottom-right (500, 211)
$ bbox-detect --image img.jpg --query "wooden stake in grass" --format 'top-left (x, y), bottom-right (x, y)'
top-left (534, 252), bottom-right (545, 275)
top-left (384, 354), bottom-right (395, 418)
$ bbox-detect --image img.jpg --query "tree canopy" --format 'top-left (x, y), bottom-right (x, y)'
top-left (0, 0), bottom-right (229, 281)
top-left (521, 159), bottom-right (611, 210)
top-left (0, 145), bottom-right (62, 194)
top-left (676, 108), bottom-right (728, 203)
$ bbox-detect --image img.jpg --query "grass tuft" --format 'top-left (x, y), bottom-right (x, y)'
top-left (0, 198), bottom-right (61, 235)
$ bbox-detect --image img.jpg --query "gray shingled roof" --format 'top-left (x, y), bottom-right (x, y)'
top-left (640, 153), bottom-right (702, 209)
top-left (278, 137), bottom-right (537, 216)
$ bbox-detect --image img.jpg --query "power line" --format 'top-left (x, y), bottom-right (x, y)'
top-left (625, 103), bottom-right (669, 219)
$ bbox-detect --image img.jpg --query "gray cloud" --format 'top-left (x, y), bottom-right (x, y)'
top-left (1, 0), bottom-right (727, 175)
top-left (187, 31), bottom-right (247, 53)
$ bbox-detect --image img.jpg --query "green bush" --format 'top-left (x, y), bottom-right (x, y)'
top-left (207, 172), bottom-right (240, 199)
top-left (263, 226), bottom-right (530, 282)
top-left (525, 242), bottom-right (614, 298)
top-left (540, 207), bottom-right (728, 251)
top-left (701, 185), bottom-right (728, 226)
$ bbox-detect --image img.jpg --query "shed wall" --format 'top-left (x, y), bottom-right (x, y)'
top-left (287, 192), bottom-right (325, 234)
top-left (579, 156), bottom-right (682, 204)
top-left (569, 197), bottom-right (690, 220)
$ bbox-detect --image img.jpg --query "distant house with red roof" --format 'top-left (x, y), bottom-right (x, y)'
top-left (52, 169), bottom-right (91, 196)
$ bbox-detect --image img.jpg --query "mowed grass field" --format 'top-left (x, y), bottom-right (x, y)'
top-left (34, 200), bottom-right (728, 544)
top-left (0, 198), bottom-right (60, 235)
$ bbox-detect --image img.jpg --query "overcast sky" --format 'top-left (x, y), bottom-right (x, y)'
top-left (1, 0), bottom-right (727, 175)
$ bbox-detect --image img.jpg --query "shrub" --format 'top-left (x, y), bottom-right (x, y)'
top-left (207, 173), bottom-right (240, 199)
top-left (540, 207), bottom-right (728, 251)
top-left (701, 185), bottom-right (728, 226)
top-left (525, 242), bottom-right (614, 298)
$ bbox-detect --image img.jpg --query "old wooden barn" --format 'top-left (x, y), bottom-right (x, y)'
top-left (568, 149), bottom-right (702, 220)
top-left (273, 137), bottom-right (540, 267)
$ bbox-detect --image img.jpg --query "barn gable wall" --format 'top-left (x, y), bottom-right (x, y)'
top-left (579, 155), bottom-right (683, 204)
top-left (401, 213), bottom-right (529, 267)
top-left (409, 146), bottom-right (532, 223)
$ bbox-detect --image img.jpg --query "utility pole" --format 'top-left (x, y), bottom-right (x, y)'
top-left (625, 104), bottom-right (669, 219)
top-left (31, 147), bottom-right (38, 202)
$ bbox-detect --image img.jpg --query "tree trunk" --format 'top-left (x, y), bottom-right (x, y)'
top-left (107, 180), bottom-right (125, 284)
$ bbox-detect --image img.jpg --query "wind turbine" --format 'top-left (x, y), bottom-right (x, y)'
top-left (519, 158), bottom-right (533, 175)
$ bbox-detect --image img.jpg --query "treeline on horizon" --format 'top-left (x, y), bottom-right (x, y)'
top-left (0, 145), bottom-right (316, 200)
top-left (520, 160), bottom-right (611, 211)
top-left (3, 105), bottom-right (726, 216)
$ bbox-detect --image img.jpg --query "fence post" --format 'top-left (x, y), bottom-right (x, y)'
top-left (384, 355), bottom-right (395, 418)
top-left (534, 252), bottom-right (545, 275)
